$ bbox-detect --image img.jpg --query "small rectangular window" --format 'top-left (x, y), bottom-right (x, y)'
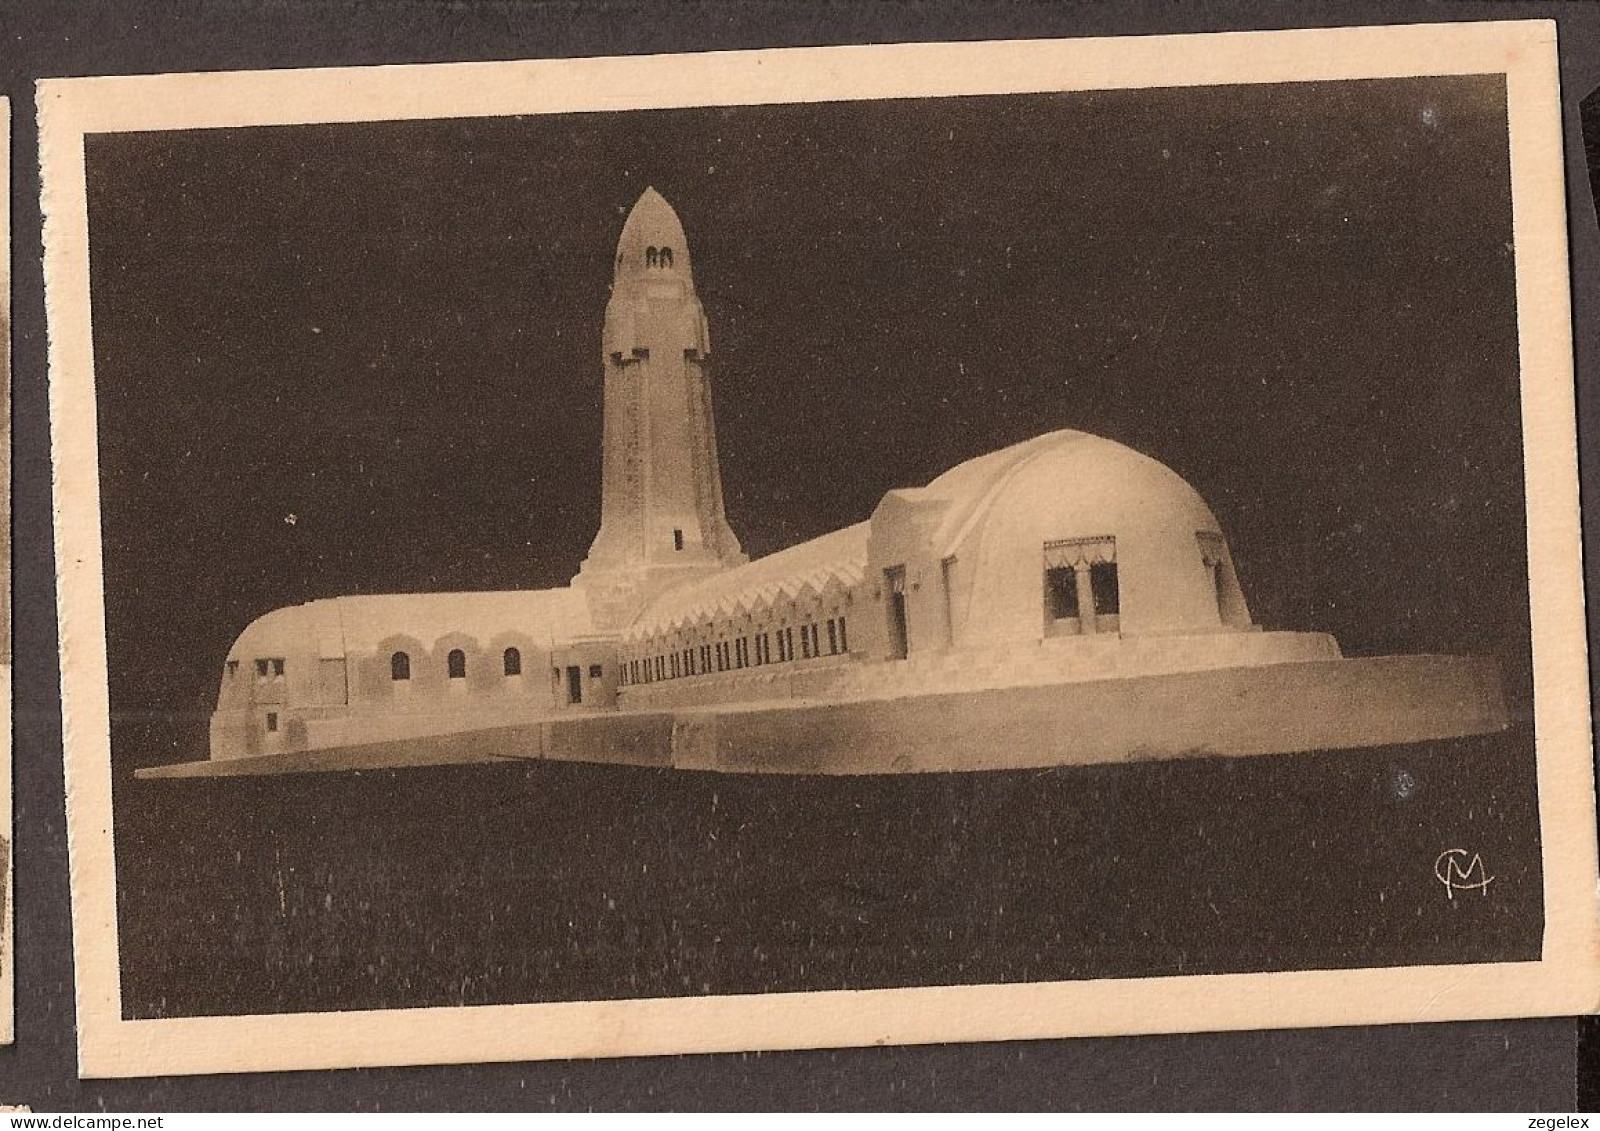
top-left (226, 660), bottom-right (239, 678)
top-left (265, 712), bottom-right (279, 733)
top-left (827, 619), bottom-right (839, 655)
top-left (1090, 562), bottom-right (1120, 616)
top-left (254, 659), bottom-right (269, 679)
top-left (590, 664), bottom-right (603, 679)
top-left (673, 529), bottom-right (684, 551)
top-left (1046, 566), bottom-right (1079, 620)
top-left (271, 658), bottom-right (285, 678)
top-left (838, 617), bottom-right (848, 653)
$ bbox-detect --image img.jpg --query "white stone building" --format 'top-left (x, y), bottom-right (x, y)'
top-left (182, 188), bottom-right (1503, 778)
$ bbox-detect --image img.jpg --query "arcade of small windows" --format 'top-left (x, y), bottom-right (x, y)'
top-left (254, 657), bottom-right (286, 682)
top-left (618, 615), bottom-right (850, 687)
top-left (385, 648), bottom-right (533, 683)
top-left (645, 245), bottom-right (675, 269)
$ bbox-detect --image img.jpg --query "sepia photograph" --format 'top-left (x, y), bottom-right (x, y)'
top-left (42, 23), bottom-right (1598, 1077)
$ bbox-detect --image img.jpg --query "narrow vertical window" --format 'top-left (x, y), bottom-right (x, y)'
top-left (673, 528), bottom-right (684, 551)
top-left (503, 647), bottom-right (522, 677)
top-left (447, 649), bottom-right (467, 680)
top-left (271, 658), bottom-right (285, 679)
top-left (1045, 566), bottom-right (1079, 620)
top-left (827, 619), bottom-right (839, 655)
top-left (1090, 562), bottom-right (1120, 616)
top-left (255, 659), bottom-right (269, 680)
top-left (646, 246), bottom-right (658, 267)
top-left (265, 712), bottom-right (279, 733)
top-left (391, 652), bottom-right (411, 681)
top-left (660, 246), bottom-right (674, 268)
top-left (226, 660), bottom-right (239, 679)
top-left (838, 617), bottom-right (848, 653)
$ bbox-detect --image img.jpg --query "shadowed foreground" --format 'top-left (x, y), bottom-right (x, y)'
top-left (115, 727), bottom-right (1542, 1020)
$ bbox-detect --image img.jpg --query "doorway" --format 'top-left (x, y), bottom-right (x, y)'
top-left (885, 565), bottom-right (909, 660)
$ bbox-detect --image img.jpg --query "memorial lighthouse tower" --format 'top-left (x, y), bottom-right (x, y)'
top-left (576, 187), bottom-right (747, 629)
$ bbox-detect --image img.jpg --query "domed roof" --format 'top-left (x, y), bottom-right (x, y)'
top-left (614, 186), bottom-right (692, 280)
top-left (920, 429), bottom-right (1221, 556)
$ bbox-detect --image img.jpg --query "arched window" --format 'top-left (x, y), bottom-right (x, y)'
top-left (503, 647), bottom-right (522, 677)
top-left (447, 649), bottom-right (467, 680)
top-left (646, 246), bottom-right (658, 267)
top-left (390, 651), bottom-right (410, 681)
top-left (660, 246), bottom-right (673, 268)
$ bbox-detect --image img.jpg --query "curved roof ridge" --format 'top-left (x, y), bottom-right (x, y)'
top-left (932, 430), bottom-right (1087, 556)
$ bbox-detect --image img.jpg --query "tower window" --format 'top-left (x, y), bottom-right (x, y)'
top-left (226, 660), bottom-right (238, 679)
top-left (673, 528), bottom-right (684, 551)
top-left (660, 246), bottom-right (673, 268)
top-left (265, 712), bottom-right (279, 733)
top-left (826, 619), bottom-right (839, 655)
top-left (391, 652), bottom-right (410, 681)
top-left (271, 658), bottom-right (285, 678)
top-left (447, 649), bottom-right (467, 679)
top-left (254, 659), bottom-right (268, 680)
top-left (1090, 562), bottom-right (1120, 616)
top-left (646, 246), bottom-right (658, 267)
top-left (503, 647), bottom-right (522, 677)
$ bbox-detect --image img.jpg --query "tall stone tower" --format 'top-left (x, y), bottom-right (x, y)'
top-left (576, 187), bottom-right (746, 630)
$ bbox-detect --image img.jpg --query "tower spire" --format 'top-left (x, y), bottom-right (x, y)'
top-left (576, 188), bottom-right (746, 629)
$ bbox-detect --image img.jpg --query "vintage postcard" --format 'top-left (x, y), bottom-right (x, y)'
top-left (41, 23), bottom-right (1598, 1077)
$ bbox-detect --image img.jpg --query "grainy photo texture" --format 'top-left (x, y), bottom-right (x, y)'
top-left (42, 27), bottom-right (1598, 1077)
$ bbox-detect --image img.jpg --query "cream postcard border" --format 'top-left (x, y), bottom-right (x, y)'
top-left (41, 22), bottom-right (1599, 1078)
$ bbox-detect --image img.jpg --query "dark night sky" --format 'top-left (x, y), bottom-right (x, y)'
top-left (85, 76), bottom-right (1526, 754)
top-left (84, 75), bottom-right (1543, 1016)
